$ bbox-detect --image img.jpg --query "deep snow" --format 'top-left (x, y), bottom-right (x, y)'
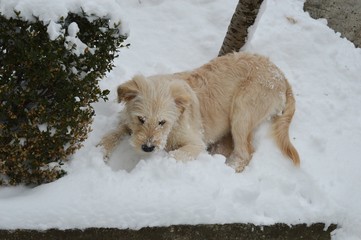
top-left (1, 0), bottom-right (361, 239)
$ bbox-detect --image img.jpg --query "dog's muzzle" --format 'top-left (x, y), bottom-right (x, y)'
top-left (141, 144), bottom-right (155, 153)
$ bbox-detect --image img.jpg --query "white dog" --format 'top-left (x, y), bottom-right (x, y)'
top-left (100, 52), bottom-right (300, 172)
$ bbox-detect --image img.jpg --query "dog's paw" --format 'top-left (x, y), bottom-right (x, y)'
top-left (225, 158), bottom-right (247, 173)
top-left (169, 150), bottom-right (193, 162)
top-left (103, 153), bottom-right (111, 162)
top-left (96, 142), bottom-right (111, 162)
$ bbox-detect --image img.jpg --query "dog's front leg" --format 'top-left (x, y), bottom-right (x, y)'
top-left (98, 123), bottom-right (131, 160)
top-left (169, 143), bottom-right (205, 162)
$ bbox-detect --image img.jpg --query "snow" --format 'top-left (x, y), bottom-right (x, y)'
top-left (1, 0), bottom-right (361, 239)
top-left (0, 0), bottom-right (128, 40)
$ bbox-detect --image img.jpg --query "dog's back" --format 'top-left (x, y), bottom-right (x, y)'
top-left (183, 53), bottom-right (285, 140)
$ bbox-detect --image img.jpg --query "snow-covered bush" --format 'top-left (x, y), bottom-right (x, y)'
top-left (0, 8), bottom-right (128, 185)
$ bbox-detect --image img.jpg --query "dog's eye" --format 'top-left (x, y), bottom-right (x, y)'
top-left (158, 120), bottom-right (166, 126)
top-left (138, 116), bottom-right (145, 124)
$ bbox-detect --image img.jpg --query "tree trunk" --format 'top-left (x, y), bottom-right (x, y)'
top-left (218, 0), bottom-right (263, 56)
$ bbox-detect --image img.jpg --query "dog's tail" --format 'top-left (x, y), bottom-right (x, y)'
top-left (272, 81), bottom-right (300, 166)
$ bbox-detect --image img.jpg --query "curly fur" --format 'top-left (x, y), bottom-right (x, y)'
top-left (99, 52), bottom-right (300, 172)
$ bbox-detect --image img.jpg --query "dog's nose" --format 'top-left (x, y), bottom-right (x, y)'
top-left (141, 144), bottom-right (155, 152)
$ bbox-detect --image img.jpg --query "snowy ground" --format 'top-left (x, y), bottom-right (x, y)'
top-left (1, 0), bottom-right (361, 239)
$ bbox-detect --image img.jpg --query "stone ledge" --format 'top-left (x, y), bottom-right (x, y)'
top-left (0, 223), bottom-right (337, 240)
top-left (304, 0), bottom-right (361, 47)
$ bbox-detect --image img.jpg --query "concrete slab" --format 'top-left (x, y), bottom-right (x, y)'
top-left (0, 223), bottom-right (337, 240)
top-left (304, 0), bottom-right (361, 47)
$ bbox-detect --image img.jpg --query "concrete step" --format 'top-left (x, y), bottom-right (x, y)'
top-left (0, 223), bottom-right (337, 240)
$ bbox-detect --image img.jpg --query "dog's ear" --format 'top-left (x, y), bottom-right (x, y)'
top-left (171, 81), bottom-right (191, 113)
top-left (117, 75), bottom-right (145, 103)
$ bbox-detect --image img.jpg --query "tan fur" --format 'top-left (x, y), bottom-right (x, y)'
top-left (99, 52), bottom-right (300, 171)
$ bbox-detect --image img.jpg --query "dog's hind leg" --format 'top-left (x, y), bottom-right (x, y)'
top-left (226, 85), bottom-right (273, 172)
top-left (226, 112), bottom-right (255, 172)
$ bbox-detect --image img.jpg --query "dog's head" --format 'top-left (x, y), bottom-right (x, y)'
top-left (117, 75), bottom-right (191, 154)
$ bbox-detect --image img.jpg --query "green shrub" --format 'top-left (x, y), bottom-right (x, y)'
top-left (0, 10), bottom-right (128, 185)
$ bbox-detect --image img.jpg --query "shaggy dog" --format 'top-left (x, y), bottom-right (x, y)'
top-left (99, 52), bottom-right (300, 172)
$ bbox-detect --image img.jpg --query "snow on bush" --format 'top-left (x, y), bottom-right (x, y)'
top-left (0, 0), bottom-right (128, 185)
